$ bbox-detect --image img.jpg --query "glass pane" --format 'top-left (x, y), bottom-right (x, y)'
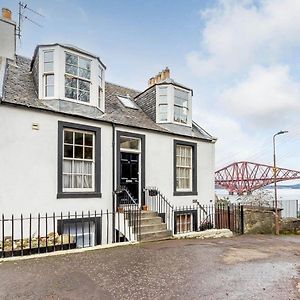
top-left (78, 80), bottom-right (90, 91)
top-left (74, 161), bottom-right (82, 174)
top-left (46, 85), bottom-right (54, 97)
top-left (65, 87), bottom-right (77, 99)
top-left (74, 175), bottom-right (82, 188)
top-left (46, 74), bottom-right (54, 85)
top-left (159, 87), bottom-right (168, 96)
top-left (66, 64), bottom-right (78, 76)
top-left (44, 62), bottom-right (53, 73)
top-left (84, 147), bottom-right (93, 159)
top-left (75, 146), bottom-right (84, 158)
top-left (78, 90), bottom-right (90, 102)
top-left (79, 57), bottom-right (91, 70)
top-left (66, 53), bottom-right (78, 66)
top-left (120, 137), bottom-right (139, 150)
top-left (83, 162), bottom-right (93, 174)
top-left (63, 160), bottom-right (72, 173)
top-left (63, 174), bottom-right (72, 188)
top-left (64, 131), bottom-right (73, 144)
top-left (64, 145), bottom-right (73, 158)
top-left (75, 132), bottom-right (84, 145)
top-left (44, 51), bottom-right (53, 62)
top-left (85, 134), bottom-right (93, 146)
top-left (79, 68), bottom-right (91, 79)
top-left (83, 175), bottom-right (92, 188)
top-left (65, 75), bottom-right (77, 88)
top-left (159, 95), bottom-right (168, 104)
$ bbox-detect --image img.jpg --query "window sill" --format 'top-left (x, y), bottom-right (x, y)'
top-left (173, 191), bottom-right (198, 196)
top-left (57, 192), bottom-right (102, 199)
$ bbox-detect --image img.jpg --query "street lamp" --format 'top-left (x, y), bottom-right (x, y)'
top-left (273, 130), bottom-right (288, 235)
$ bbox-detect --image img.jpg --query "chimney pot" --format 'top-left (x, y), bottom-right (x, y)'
top-left (2, 8), bottom-right (12, 20)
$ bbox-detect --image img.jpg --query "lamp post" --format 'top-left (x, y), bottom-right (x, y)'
top-left (273, 130), bottom-right (288, 235)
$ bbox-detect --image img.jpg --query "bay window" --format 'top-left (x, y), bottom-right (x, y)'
top-left (158, 86), bottom-right (168, 121)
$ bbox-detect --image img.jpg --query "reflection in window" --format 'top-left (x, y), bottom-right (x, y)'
top-left (158, 86), bottom-right (168, 121)
top-left (120, 136), bottom-right (140, 151)
top-left (44, 51), bottom-right (54, 98)
top-left (174, 88), bottom-right (188, 124)
top-left (65, 52), bottom-right (91, 102)
top-left (176, 145), bottom-right (192, 191)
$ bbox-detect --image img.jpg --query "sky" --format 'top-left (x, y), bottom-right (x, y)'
top-left (2, 0), bottom-right (300, 172)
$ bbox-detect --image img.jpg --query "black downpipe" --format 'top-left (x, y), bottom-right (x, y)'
top-left (112, 124), bottom-right (116, 243)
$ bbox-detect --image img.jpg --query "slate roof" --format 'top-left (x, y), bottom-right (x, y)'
top-left (1, 55), bottom-right (214, 141)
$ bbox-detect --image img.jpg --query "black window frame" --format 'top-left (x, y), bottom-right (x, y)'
top-left (173, 139), bottom-right (197, 196)
top-left (57, 217), bottom-right (102, 246)
top-left (174, 209), bottom-right (198, 234)
top-left (57, 121), bottom-right (101, 199)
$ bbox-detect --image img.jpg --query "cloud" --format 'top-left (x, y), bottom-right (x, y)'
top-left (187, 0), bottom-right (300, 76)
top-left (219, 64), bottom-right (300, 127)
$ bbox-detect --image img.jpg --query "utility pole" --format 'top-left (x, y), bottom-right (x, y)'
top-left (273, 130), bottom-right (288, 235)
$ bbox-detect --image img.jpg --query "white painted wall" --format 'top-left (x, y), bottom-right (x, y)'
top-left (0, 18), bottom-right (15, 61)
top-left (0, 105), bottom-right (112, 216)
top-left (115, 125), bottom-right (215, 208)
top-left (0, 105), bottom-right (215, 216)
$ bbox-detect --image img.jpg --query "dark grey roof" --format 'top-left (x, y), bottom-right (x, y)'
top-left (2, 55), bottom-right (214, 141)
top-left (31, 43), bottom-right (106, 70)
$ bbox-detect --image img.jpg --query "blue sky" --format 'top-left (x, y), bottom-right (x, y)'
top-left (3, 0), bottom-right (300, 172)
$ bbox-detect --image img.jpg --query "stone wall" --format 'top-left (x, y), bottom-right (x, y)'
top-left (280, 218), bottom-right (300, 234)
top-left (243, 206), bottom-right (277, 234)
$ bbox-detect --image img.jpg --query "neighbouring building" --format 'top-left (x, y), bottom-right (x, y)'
top-left (0, 8), bottom-right (216, 246)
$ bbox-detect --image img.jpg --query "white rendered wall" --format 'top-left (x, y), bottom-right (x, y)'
top-left (115, 125), bottom-right (215, 208)
top-left (0, 18), bottom-right (15, 61)
top-left (0, 105), bottom-right (112, 216)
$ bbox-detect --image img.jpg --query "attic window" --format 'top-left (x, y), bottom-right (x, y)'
top-left (118, 96), bottom-right (139, 110)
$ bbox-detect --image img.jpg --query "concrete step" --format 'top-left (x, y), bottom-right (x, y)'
top-left (140, 217), bottom-right (163, 226)
top-left (134, 223), bottom-right (167, 234)
top-left (141, 211), bottom-right (158, 218)
top-left (140, 230), bottom-right (173, 242)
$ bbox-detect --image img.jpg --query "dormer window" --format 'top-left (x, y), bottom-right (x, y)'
top-left (98, 65), bottom-right (104, 107)
top-left (174, 88), bottom-right (188, 124)
top-left (65, 52), bottom-right (91, 102)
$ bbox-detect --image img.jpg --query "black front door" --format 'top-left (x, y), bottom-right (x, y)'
top-left (120, 152), bottom-right (139, 201)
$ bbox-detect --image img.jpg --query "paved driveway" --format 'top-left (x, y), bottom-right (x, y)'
top-left (0, 235), bottom-right (299, 300)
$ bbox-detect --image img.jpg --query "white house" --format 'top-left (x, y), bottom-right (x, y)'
top-left (0, 8), bottom-right (216, 246)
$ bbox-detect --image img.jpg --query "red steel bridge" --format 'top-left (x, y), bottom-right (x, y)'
top-left (215, 161), bottom-right (300, 195)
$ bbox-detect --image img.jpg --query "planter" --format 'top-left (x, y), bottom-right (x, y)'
top-left (142, 205), bottom-right (148, 211)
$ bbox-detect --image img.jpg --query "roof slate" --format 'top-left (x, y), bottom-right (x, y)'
top-left (2, 55), bottom-right (214, 141)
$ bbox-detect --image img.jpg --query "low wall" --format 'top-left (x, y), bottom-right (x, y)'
top-left (280, 218), bottom-right (300, 234)
top-left (243, 206), bottom-right (277, 234)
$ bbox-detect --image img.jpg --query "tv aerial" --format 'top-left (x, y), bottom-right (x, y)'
top-left (17, 1), bottom-right (44, 40)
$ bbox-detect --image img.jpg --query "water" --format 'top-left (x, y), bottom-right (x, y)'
top-left (216, 188), bottom-right (300, 218)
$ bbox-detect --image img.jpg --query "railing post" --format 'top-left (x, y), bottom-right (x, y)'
top-left (240, 205), bottom-right (244, 234)
top-left (227, 205), bottom-right (231, 231)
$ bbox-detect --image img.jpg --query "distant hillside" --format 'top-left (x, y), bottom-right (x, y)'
top-left (265, 184), bottom-right (300, 189)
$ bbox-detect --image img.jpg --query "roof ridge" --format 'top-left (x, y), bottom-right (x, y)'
top-left (106, 81), bottom-right (141, 94)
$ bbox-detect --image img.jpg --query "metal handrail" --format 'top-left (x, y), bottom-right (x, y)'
top-left (115, 186), bottom-right (138, 206)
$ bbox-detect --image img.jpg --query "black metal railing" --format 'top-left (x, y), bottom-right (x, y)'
top-left (173, 203), bottom-right (244, 235)
top-left (0, 209), bottom-right (141, 258)
top-left (144, 187), bottom-right (174, 231)
top-left (115, 186), bottom-right (138, 208)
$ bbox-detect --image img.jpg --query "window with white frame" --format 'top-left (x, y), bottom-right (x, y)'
top-left (176, 145), bottom-right (192, 191)
top-left (158, 86), bottom-right (168, 121)
top-left (65, 52), bottom-right (91, 102)
top-left (63, 129), bottom-right (94, 191)
top-left (44, 51), bottom-right (54, 97)
top-left (98, 65), bottom-right (104, 108)
top-left (176, 213), bottom-right (192, 233)
top-left (174, 88), bottom-right (188, 124)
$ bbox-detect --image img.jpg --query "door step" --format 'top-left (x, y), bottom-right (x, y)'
top-left (138, 211), bottom-right (173, 242)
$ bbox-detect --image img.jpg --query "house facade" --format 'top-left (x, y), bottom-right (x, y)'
top-left (0, 9), bottom-right (216, 244)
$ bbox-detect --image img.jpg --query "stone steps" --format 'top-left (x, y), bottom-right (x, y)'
top-left (138, 211), bottom-right (172, 242)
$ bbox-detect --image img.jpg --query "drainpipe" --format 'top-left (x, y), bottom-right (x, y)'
top-left (112, 123), bottom-right (116, 242)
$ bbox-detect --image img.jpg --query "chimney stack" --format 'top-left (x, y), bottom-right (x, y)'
top-left (0, 7), bottom-right (16, 61)
top-left (148, 67), bottom-right (171, 87)
top-left (2, 8), bottom-right (12, 20)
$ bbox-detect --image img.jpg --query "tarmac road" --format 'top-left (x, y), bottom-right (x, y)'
top-left (0, 235), bottom-right (299, 300)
